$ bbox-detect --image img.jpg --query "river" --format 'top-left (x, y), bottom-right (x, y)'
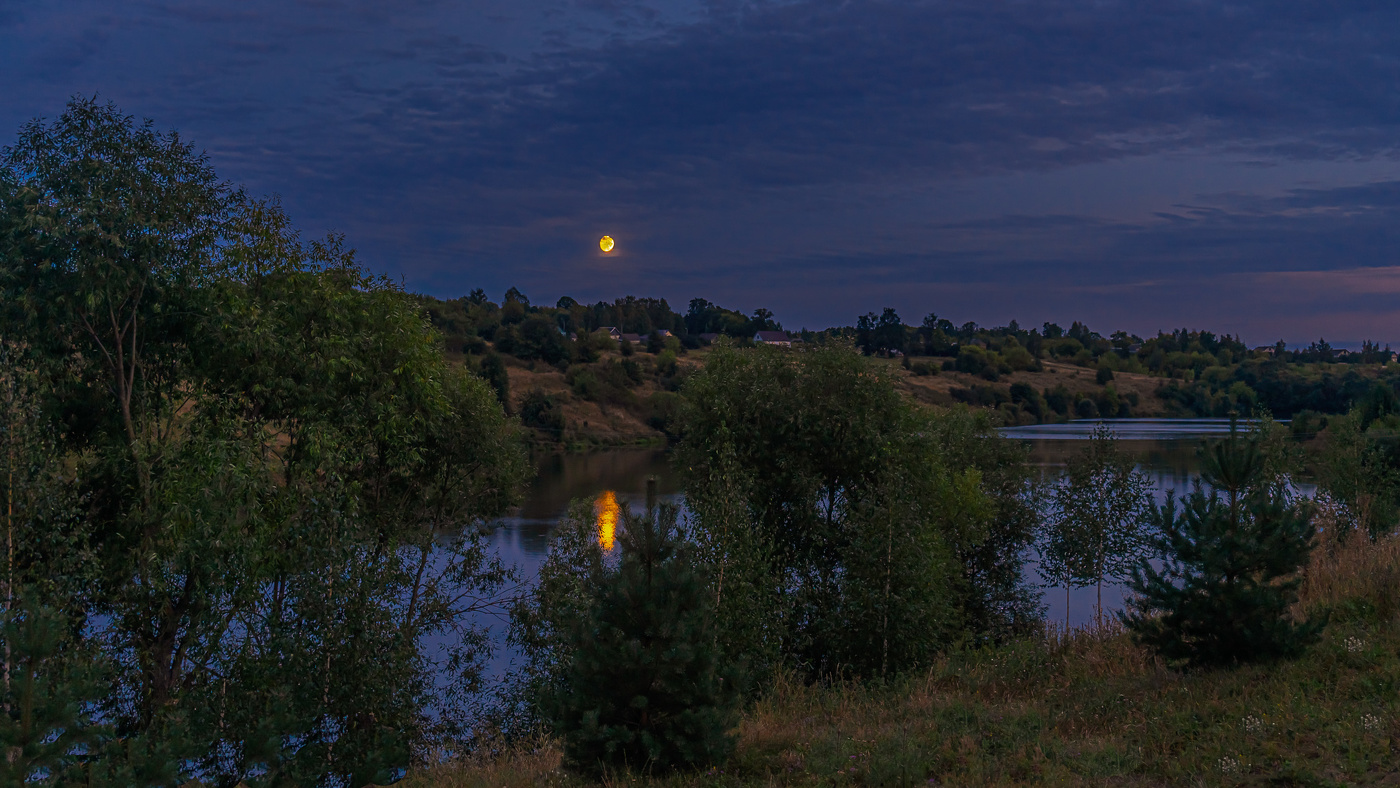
top-left (471, 418), bottom-right (1292, 682)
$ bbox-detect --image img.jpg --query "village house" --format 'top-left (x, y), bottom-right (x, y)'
top-left (754, 330), bottom-right (793, 347)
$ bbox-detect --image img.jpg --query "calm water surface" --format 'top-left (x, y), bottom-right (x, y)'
top-left (472, 419), bottom-right (1294, 678)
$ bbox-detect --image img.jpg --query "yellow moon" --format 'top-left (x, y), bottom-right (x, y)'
top-left (599, 235), bottom-right (615, 253)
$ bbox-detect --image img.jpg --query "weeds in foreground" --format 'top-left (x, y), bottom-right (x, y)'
top-left (409, 535), bottom-right (1400, 787)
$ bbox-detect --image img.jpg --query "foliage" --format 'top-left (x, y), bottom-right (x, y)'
top-left (1, 98), bottom-right (530, 783)
top-left (479, 352), bottom-right (512, 410)
top-left (520, 389), bottom-right (567, 436)
top-left (413, 531), bottom-right (1400, 788)
top-left (0, 602), bottom-right (108, 786)
top-left (505, 501), bottom-right (609, 736)
top-left (1313, 410), bottom-right (1400, 540)
top-left (1040, 425), bottom-right (1154, 624)
top-left (1122, 427), bottom-right (1323, 668)
top-left (547, 501), bottom-right (742, 777)
top-left (677, 344), bottom-right (1039, 679)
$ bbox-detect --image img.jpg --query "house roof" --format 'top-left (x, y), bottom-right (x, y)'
top-left (754, 330), bottom-right (790, 342)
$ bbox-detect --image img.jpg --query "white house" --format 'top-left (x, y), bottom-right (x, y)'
top-left (754, 330), bottom-right (793, 347)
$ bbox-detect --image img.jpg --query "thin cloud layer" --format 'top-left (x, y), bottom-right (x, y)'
top-left (3, 0), bottom-right (1400, 342)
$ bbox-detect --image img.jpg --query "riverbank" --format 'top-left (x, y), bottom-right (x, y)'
top-left (407, 534), bottom-right (1400, 787)
top-left (493, 348), bottom-right (1177, 449)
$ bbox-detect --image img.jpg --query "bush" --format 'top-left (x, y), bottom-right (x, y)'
top-left (910, 361), bottom-right (937, 377)
top-left (1002, 344), bottom-right (1037, 371)
top-left (1074, 398), bottom-right (1099, 419)
top-left (520, 390), bottom-right (566, 435)
top-left (646, 391), bottom-right (684, 437)
top-left (1008, 382), bottom-right (1045, 421)
top-left (655, 349), bottom-right (679, 377)
top-left (479, 353), bottom-right (510, 411)
top-left (567, 369), bottom-right (602, 401)
top-left (1122, 428), bottom-right (1323, 668)
top-left (955, 346), bottom-right (991, 375)
top-left (1096, 365), bottom-right (1114, 384)
top-left (549, 503), bottom-right (741, 777)
top-left (1045, 385), bottom-right (1071, 417)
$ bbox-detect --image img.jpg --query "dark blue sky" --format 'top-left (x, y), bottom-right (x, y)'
top-left (5, 1), bottom-right (1400, 345)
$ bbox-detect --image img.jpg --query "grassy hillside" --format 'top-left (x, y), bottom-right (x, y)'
top-left (407, 534), bottom-right (1400, 787)
top-left (491, 348), bottom-right (1177, 449)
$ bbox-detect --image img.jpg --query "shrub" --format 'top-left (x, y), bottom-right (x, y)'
top-left (549, 502), bottom-right (741, 777)
top-left (520, 390), bottom-right (566, 435)
top-left (1096, 365), bottom-right (1114, 384)
top-left (655, 349), bottom-right (679, 377)
top-left (479, 353), bottom-right (510, 410)
top-left (955, 346), bottom-right (991, 375)
top-left (1075, 398), bottom-right (1099, 419)
top-left (646, 391), bottom-right (684, 437)
top-left (568, 369), bottom-right (602, 401)
top-left (1122, 427), bottom-right (1323, 668)
top-left (1002, 344), bottom-right (1037, 371)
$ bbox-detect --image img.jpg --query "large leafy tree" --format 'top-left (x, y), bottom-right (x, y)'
top-left (1, 97), bottom-right (234, 492)
top-left (1, 98), bottom-right (529, 784)
top-left (676, 344), bottom-right (1038, 679)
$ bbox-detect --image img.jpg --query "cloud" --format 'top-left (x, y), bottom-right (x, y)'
top-left (7, 0), bottom-right (1400, 341)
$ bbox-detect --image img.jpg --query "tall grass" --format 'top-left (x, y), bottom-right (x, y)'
top-left (408, 535), bottom-right (1400, 787)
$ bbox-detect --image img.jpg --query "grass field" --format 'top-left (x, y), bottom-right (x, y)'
top-left (407, 533), bottom-right (1400, 788)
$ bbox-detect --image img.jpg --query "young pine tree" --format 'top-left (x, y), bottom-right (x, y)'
top-left (1121, 424), bottom-right (1323, 668)
top-left (550, 489), bottom-right (741, 777)
top-left (0, 602), bottom-right (107, 786)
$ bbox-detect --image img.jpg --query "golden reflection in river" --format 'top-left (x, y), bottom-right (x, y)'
top-left (595, 490), bottom-right (619, 551)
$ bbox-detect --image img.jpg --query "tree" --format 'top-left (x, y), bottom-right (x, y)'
top-left (677, 344), bottom-right (1038, 677)
top-left (874, 307), bottom-right (905, 356)
top-left (0, 603), bottom-right (109, 786)
top-left (480, 351), bottom-right (511, 409)
top-left (1, 96), bottom-right (234, 497)
top-left (1121, 425), bottom-right (1323, 668)
top-left (546, 496), bottom-right (741, 777)
top-left (746, 307), bottom-right (778, 334)
top-left (3, 100), bottom-right (531, 783)
top-left (1039, 425), bottom-right (1153, 627)
top-left (1314, 410), bottom-right (1400, 540)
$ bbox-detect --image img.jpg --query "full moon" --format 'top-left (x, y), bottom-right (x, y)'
top-left (599, 235), bottom-right (615, 253)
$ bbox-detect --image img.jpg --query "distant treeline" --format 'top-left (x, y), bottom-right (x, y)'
top-left (419, 291), bottom-right (1400, 421)
top-left (417, 290), bottom-right (782, 359)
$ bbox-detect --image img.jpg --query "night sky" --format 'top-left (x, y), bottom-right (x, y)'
top-left (5, 1), bottom-right (1400, 345)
